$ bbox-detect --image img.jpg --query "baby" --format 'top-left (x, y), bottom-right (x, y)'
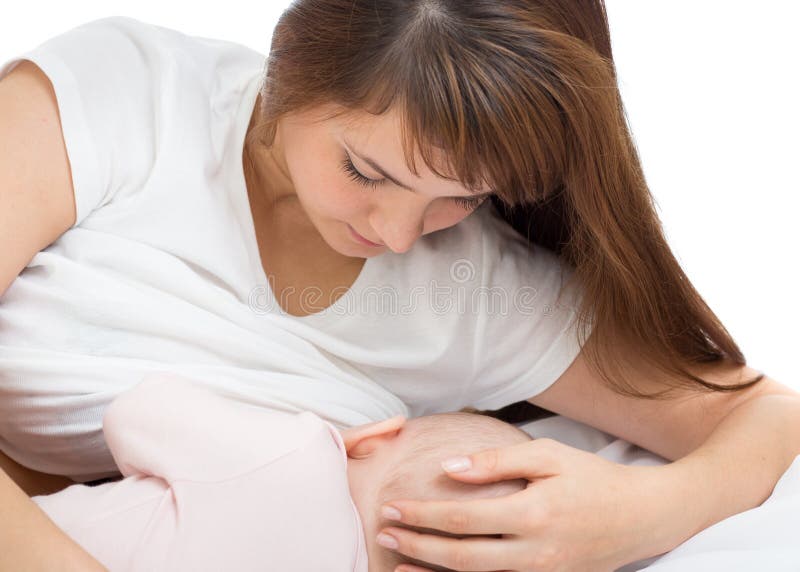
top-left (32, 373), bottom-right (532, 571)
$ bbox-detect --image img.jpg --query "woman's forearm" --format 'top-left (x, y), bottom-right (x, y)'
top-left (0, 469), bottom-right (107, 571)
top-left (640, 393), bottom-right (800, 558)
top-left (0, 449), bottom-right (74, 496)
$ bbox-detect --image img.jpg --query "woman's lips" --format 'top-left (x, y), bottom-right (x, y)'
top-left (348, 224), bottom-right (383, 247)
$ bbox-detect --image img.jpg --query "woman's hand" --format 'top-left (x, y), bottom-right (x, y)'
top-left (376, 438), bottom-right (671, 572)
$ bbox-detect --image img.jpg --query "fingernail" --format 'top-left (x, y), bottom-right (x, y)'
top-left (377, 532), bottom-right (399, 549)
top-left (441, 456), bottom-right (472, 472)
top-left (381, 505), bottom-right (402, 520)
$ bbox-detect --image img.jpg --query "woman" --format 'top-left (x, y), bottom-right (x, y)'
top-left (0, 2), bottom-right (798, 571)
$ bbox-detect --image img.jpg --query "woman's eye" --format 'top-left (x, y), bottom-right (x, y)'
top-left (341, 151), bottom-right (488, 211)
top-left (340, 154), bottom-right (382, 189)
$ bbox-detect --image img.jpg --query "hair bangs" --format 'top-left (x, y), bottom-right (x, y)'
top-left (374, 14), bottom-right (570, 210)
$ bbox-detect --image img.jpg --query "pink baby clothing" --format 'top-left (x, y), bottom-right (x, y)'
top-left (32, 373), bottom-right (368, 571)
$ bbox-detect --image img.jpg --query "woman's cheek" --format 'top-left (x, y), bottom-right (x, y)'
top-left (323, 183), bottom-right (366, 217)
top-left (445, 201), bottom-right (480, 224)
top-left (422, 202), bottom-right (472, 234)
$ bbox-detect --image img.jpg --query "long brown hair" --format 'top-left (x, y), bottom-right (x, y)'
top-left (245, 0), bottom-right (763, 399)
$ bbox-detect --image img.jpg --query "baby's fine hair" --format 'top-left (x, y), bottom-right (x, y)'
top-left (374, 412), bottom-right (533, 572)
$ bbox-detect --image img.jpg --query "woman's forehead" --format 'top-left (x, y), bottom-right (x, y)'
top-left (332, 107), bottom-right (493, 194)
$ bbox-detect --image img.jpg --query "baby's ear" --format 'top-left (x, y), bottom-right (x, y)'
top-left (341, 415), bottom-right (406, 457)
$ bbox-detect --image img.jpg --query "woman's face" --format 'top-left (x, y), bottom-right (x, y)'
top-left (256, 102), bottom-right (493, 257)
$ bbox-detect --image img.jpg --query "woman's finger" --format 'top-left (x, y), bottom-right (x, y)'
top-left (440, 438), bottom-right (565, 484)
top-left (380, 491), bottom-right (528, 536)
top-left (377, 526), bottom-right (519, 572)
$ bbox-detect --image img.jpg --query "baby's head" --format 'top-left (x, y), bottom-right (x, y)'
top-left (341, 412), bottom-right (532, 572)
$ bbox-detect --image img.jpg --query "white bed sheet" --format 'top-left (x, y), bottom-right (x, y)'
top-left (516, 415), bottom-right (800, 571)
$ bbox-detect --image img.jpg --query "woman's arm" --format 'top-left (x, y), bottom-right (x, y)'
top-left (0, 469), bottom-right (107, 571)
top-left (528, 350), bottom-right (797, 462)
top-left (372, 354), bottom-right (799, 571)
top-left (0, 450), bottom-right (74, 497)
top-left (638, 392), bottom-right (800, 558)
top-left (529, 348), bottom-right (800, 560)
top-left (0, 60), bottom-right (77, 296)
top-left (1, 58), bottom-right (105, 569)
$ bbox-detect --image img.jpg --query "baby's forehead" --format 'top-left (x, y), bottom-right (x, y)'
top-left (400, 414), bottom-right (531, 461)
top-left (400, 415), bottom-right (506, 449)
top-left (405, 413), bottom-right (500, 432)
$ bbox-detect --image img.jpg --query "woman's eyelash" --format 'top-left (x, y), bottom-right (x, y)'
top-left (340, 153), bottom-right (487, 211)
top-left (341, 155), bottom-right (381, 189)
top-left (453, 195), bottom-right (487, 211)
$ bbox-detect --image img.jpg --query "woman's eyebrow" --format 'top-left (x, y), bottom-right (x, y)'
top-left (349, 146), bottom-right (416, 191)
top-left (347, 143), bottom-right (493, 198)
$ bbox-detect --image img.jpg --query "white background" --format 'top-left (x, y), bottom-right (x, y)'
top-left (2, 2), bottom-right (798, 390)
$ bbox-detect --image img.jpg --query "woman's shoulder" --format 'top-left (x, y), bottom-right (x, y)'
top-left (63, 16), bottom-right (265, 64)
top-left (53, 16), bottom-right (266, 106)
top-left (1, 17), bottom-right (265, 228)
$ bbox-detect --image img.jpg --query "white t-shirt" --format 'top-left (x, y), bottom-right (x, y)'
top-left (0, 16), bottom-right (588, 481)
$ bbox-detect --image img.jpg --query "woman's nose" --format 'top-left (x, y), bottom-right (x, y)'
top-left (371, 196), bottom-right (428, 254)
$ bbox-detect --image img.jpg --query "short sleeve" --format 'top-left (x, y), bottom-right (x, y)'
top-left (0, 16), bottom-right (162, 227)
top-left (463, 208), bottom-right (591, 412)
